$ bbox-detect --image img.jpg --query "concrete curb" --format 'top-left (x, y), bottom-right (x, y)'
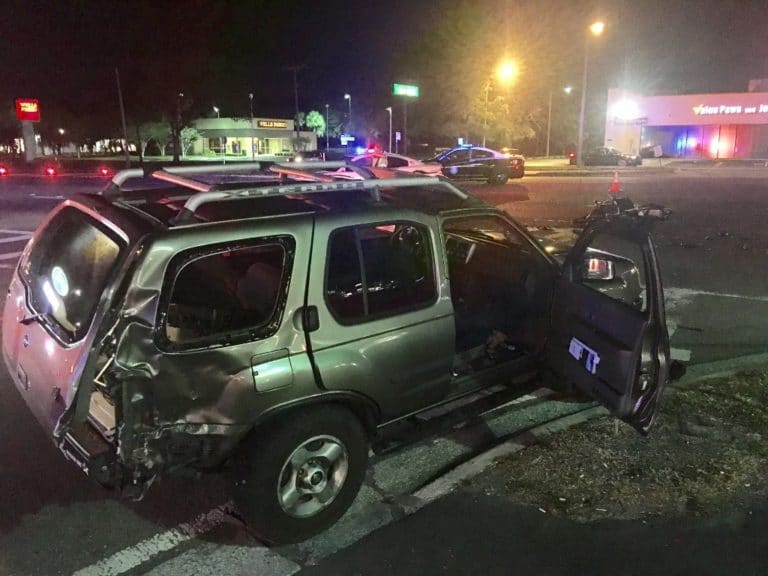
top-left (407, 354), bottom-right (768, 510)
top-left (409, 405), bottom-right (607, 510)
top-left (676, 352), bottom-right (768, 385)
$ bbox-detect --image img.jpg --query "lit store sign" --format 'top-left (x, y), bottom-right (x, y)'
top-left (257, 120), bottom-right (288, 128)
top-left (693, 103), bottom-right (768, 116)
top-left (15, 99), bottom-right (41, 122)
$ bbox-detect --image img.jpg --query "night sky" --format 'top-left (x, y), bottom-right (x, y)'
top-left (2, 0), bottom-right (768, 135)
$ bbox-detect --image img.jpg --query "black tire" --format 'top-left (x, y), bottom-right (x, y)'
top-left (487, 167), bottom-right (509, 185)
top-left (232, 405), bottom-right (368, 544)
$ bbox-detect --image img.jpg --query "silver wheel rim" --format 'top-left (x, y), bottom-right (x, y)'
top-left (277, 435), bottom-right (349, 518)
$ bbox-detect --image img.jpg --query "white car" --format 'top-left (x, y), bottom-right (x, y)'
top-left (350, 151), bottom-right (443, 177)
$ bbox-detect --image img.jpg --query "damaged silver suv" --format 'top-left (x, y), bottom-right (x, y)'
top-left (2, 163), bottom-right (671, 543)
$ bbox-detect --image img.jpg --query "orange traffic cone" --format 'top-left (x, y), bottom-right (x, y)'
top-left (609, 171), bottom-right (622, 195)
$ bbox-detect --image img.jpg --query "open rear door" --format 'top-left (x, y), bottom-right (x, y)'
top-left (545, 213), bottom-right (670, 433)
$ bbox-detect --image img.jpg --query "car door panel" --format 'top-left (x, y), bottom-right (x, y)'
top-left (546, 218), bottom-right (669, 433)
top-left (308, 214), bottom-right (456, 421)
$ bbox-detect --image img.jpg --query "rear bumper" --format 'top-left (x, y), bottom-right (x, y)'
top-left (59, 423), bottom-right (120, 486)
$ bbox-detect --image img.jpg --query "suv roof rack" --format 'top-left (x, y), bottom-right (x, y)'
top-left (102, 161), bottom-right (373, 201)
top-left (169, 175), bottom-right (468, 226)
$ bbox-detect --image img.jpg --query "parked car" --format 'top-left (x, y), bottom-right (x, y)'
top-left (573, 146), bottom-right (643, 166)
top-left (3, 164), bottom-right (671, 544)
top-left (349, 151), bottom-right (443, 178)
top-left (430, 145), bottom-right (525, 183)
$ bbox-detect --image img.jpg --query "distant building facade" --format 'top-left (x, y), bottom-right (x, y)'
top-left (190, 117), bottom-right (317, 157)
top-left (605, 81), bottom-right (768, 159)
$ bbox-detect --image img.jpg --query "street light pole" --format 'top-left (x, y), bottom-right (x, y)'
top-left (344, 93), bottom-right (352, 134)
top-left (325, 104), bottom-right (330, 151)
top-left (385, 107), bottom-right (392, 153)
top-left (249, 93), bottom-right (255, 161)
top-left (576, 21), bottom-right (604, 167)
top-left (545, 91), bottom-right (553, 157)
top-left (546, 85), bottom-right (572, 158)
top-left (482, 79), bottom-right (491, 148)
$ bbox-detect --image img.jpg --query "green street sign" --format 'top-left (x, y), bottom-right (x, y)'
top-left (393, 83), bottom-right (419, 98)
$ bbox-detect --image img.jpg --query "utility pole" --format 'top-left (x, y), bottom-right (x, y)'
top-left (545, 90), bottom-right (553, 157)
top-left (403, 99), bottom-right (408, 155)
top-left (115, 68), bottom-right (130, 168)
top-left (249, 92), bottom-right (255, 161)
top-left (285, 65), bottom-right (303, 152)
top-left (325, 104), bottom-right (330, 150)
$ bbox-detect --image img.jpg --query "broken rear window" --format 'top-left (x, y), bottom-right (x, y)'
top-left (21, 207), bottom-right (125, 344)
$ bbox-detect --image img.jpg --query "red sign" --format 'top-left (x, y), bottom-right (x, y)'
top-left (15, 99), bottom-right (41, 122)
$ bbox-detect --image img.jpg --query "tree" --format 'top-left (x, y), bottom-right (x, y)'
top-left (180, 126), bottom-right (201, 156)
top-left (304, 110), bottom-right (326, 136)
top-left (392, 0), bottom-right (586, 149)
top-left (139, 121), bottom-right (172, 156)
top-left (325, 109), bottom-right (344, 139)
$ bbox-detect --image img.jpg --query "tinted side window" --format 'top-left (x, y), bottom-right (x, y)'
top-left (471, 149), bottom-right (494, 159)
top-left (326, 223), bottom-right (436, 323)
top-left (326, 228), bottom-right (364, 320)
top-left (446, 150), bottom-right (470, 163)
top-left (385, 156), bottom-right (409, 168)
top-left (164, 240), bottom-right (291, 347)
top-left (352, 156), bottom-right (373, 167)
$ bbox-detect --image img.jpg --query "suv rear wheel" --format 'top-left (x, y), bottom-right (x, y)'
top-left (233, 405), bottom-right (368, 544)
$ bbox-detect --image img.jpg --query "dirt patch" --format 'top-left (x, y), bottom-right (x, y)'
top-left (470, 370), bottom-right (768, 522)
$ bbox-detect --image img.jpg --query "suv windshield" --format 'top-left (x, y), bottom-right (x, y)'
top-left (20, 207), bottom-right (125, 344)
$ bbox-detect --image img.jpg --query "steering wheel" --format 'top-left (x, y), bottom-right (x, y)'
top-left (392, 225), bottom-right (423, 255)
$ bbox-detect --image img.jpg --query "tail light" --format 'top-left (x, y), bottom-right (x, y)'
top-left (98, 167), bottom-right (110, 177)
top-left (44, 166), bottom-right (57, 176)
top-left (0, 166), bottom-right (8, 176)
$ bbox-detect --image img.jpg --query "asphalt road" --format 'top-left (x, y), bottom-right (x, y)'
top-left (0, 169), bottom-right (766, 575)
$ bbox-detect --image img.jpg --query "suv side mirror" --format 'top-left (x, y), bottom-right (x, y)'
top-left (580, 256), bottom-right (615, 281)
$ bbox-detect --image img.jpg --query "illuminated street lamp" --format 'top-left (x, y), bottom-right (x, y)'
top-left (213, 105), bottom-right (220, 118)
top-left (483, 58), bottom-right (518, 148)
top-left (344, 93), bottom-right (352, 132)
top-left (545, 85), bottom-right (574, 157)
top-left (385, 106), bottom-right (393, 153)
top-left (58, 128), bottom-right (65, 135)
top-left (576, 20), bottom-right (605, 166)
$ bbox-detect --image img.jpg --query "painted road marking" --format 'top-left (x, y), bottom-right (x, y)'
top-left (0, 252), bottom-right (22, 261)
top-left (0, 229), bottom-right (33, 235)
top-left (666, 286), bottom-right (768, 303)
top-left (0, 234), bottom-right (31, 244)
top-left (143, 543), bottom-right (301, 576)
top-left (72, 504), bottom-right (235, 576)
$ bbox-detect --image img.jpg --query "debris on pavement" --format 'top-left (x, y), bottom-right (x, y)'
top-left (468, 370), bottom-right (768, 522)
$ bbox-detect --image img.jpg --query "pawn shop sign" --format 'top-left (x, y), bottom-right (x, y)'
top-left (16, 99), bottom-right (41, 122)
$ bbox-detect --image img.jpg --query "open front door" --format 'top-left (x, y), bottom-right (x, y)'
top-left (545, 214), bottom-right (670, 433)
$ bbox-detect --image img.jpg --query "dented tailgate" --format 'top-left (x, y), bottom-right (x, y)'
top-left (2, 195), bottom-right (154, 440)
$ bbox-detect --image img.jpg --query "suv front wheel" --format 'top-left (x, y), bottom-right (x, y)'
top-left (233, 405), bottom-right (369, 544)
